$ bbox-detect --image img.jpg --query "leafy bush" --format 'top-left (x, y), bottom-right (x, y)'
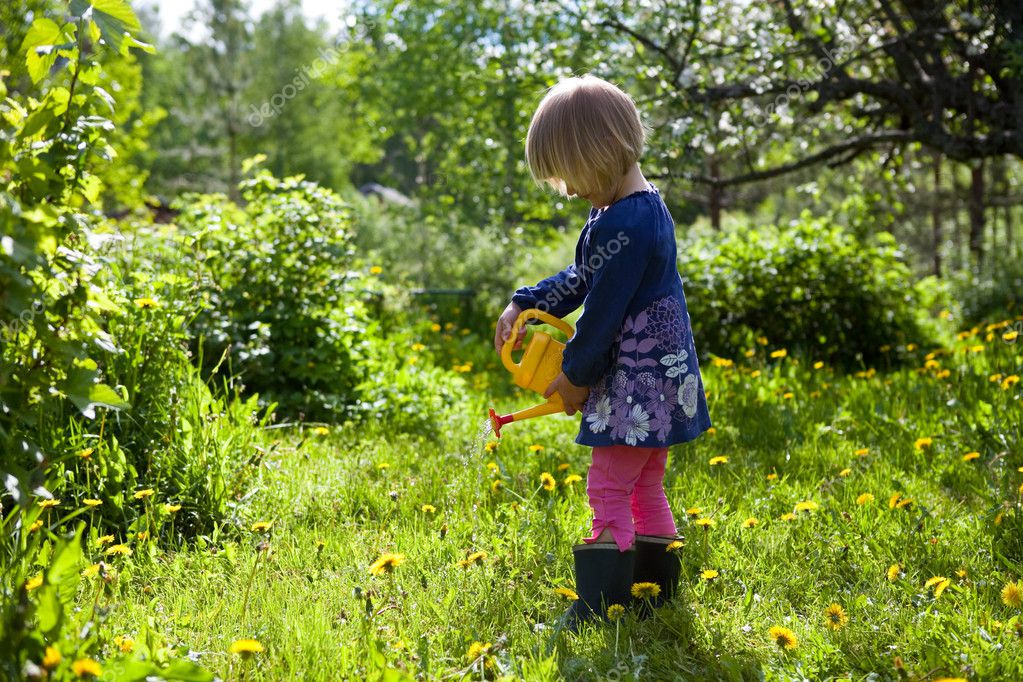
top-left (173, 170), bottom-right (373, 421)
top-left (680, 215), bottom-right (938, 367)
top-left (950, 254), bottom-right (1023, 325)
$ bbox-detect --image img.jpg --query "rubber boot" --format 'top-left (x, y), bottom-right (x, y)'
top-left (563, 542), bottom-right (636, 634)
top-left (631, 534), bottom-right (683, 619)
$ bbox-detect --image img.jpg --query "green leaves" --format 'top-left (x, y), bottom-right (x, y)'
top-left (21, 18), bottom-right (76, 83)
top-left (69, 0), bottom-right (153, 56)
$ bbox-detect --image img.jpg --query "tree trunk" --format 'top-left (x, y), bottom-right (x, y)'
top-left (968, 160), bottom-right (985, 266)
top-left (931, 151), bottom-right (942, 276)
top-left (708, 156), bottom-right (722, 231)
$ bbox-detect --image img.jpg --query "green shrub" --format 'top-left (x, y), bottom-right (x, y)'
top-left (950, 254), bottom-right (1023, 325)
top-left (680, 215), bottom-right (938, 367)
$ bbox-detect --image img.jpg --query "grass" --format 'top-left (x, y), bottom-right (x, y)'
top-left (7, 322), bottom-right (1023, 680)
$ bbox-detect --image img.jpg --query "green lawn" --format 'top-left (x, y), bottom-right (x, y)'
top-left (62, 327), bottom-right (1022, 680)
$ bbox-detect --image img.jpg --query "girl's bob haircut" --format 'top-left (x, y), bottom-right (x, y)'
top-left (525, 75), bottom-right (647, 197)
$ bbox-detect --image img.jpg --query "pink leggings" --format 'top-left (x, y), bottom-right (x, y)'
top-left (583, 445), bottom-right (678, 552)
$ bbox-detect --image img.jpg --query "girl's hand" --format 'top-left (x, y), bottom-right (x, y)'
top-left (494, 301), bottom-right (526, 354)
top-left (544, 372), bottom-right (590, 416)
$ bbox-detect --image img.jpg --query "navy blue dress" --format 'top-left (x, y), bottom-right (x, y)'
top-left (511, 183), bottom-right (712, 448)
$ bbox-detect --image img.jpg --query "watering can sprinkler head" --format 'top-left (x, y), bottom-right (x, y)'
top-left (488, 309), bottom-right (575, 438)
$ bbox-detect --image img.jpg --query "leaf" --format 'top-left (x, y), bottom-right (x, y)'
top-left (89, 0), bottom-right (144, 54)
top-left (21, 18), bottom-right (67, 83)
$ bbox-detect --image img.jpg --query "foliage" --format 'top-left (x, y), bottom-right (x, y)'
top-left (951, 254), bottom-right (1023, 325)
top-left (680, 215), bottom-right (940, 368)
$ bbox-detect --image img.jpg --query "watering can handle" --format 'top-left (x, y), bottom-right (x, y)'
top-left (501, 308), bottom-right (575, 374)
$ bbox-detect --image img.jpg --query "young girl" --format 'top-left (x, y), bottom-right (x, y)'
top-left (494, 75), bottom-right (712, 630)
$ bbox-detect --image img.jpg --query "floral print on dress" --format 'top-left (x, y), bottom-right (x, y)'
top-left (583, 295), bottom-right (702, 447)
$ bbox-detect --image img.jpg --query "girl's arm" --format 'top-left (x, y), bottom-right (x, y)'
top-left (561, 208), bottom-right (655, 387)
top-left (510, 263), bottom-right (588, 318)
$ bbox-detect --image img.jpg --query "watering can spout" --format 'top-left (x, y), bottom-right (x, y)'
top-left (488, 309), bottom-right (575, 438)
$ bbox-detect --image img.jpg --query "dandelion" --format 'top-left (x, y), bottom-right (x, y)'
top-left (229, 639), bottom-right (264, 656)
top-left (38, 499), bottom-right (60, 509)
top-left (700, 569), bottom-right (719, 581)
top-left (79, 448), bottom-right (94, 459)
top-left (104, 544), bottom-right (132, 556)
top-left (1002, 581), bottom-right (1022, 608)
top-left (990, 373), bottom-right (1004, 382)
top-left (1004, 330), bottom-right (1019, 342)
top-left (369, 265), bottom-right (383, 275)
top-left (430, 323), bottom-right (441, 332)
top-left (888, 492), bottom-right (903, 509)
top-left (133, 489), bottom-right (154, 500)
top-left (528, 444), bottom-right (544, 452)
top-left (742, 517), bottom-right (759, 528)
top-left (813, 361), bottom-right (825, 370)
top-left (896, 497), bottom-right (913, 509)
top-left (780, 513), bottom-right (796, 522)
top-left (887, 564), bottom-right (901, 581)
top-left (768, 626), bottom-right (798, 650)
top-left (962, 451), bottom-right (980, 462)
top-left (782, 392), bottom-right (794, 400)
top-left (466, 641), bottom-right (493, 669)
top-left (83, 499), bottom-right (102, 507)
top-left (823, 603), bottom-right (848, 630)
top-left (632, 582), bottom-right (661, 598)
top-left (96, 535), bottom-right (115, 546)
top-left (839, 468), bottom-right (852, 477)
top-left (369, 553), bottom-right (405, 576)
top-left (71, 658), bottom-right (102, 678)
top-left (695, 518), bottom-right (715, 529)
top-left (81, 564), bottom-right (101, 578)
top-left (686, 506), bottom-right (702, 517)
top-left (29, 520), bottom-right (43, 533)
top-left (770, 349), bottom-right (787, 359)
top-left (914, 437), bottom-right (932, 451)
top-left (411, 342), bottom-right (426, 352)
top-left (706, 427), bottom-right (717, 435)
top-left (25, 574), bottom-right (43, 591)
top-left (312, 426), bottom-right (329, 436)
top-left (750, 369), bottom-right (762, 378)
top-left (767, 473), bottom-right (778, 481)
top-left (457, 551), bottom-right (488, 569)
top-left (557, 462), bottom-right (570, 472)
top-left (251, 521), bottom-right (273, 533)
top-left (563, 474), bottom-right (582, 486)
top-left (377, 462), bottom-right (390, 470)
top-left (794, 500), bottom-right (818, 513)
top-left (491, 479), bottom-right (503, 492)
top-left (114, 636), bottom-right (134, 653)
top-left (163, 503), bottom-right (181, 513)
top-left (421, 504), bottom-right (437, 514)
top-left (1003, 375), bottom-right (1020, 390)
top-left (554, 587), bottom-right (578, 600)
top-left (134, 297), bottom-right (159, 309)
top-left (854, 448), bottom-right (869, 456)
top-left (709, 456), bottom-right (728, 465)
top-left (540, 472), bottom-right (556, 491)
top-left (42, 646), bottom-right (61, 669)
top-left (856, 493), bottom-right (875, 505)
top-left (925, 576), bottom-right (951, 598)
top-left (666, 540), bottom-right (685, 552)
top-left (607, 603), bottom-right (626, 621)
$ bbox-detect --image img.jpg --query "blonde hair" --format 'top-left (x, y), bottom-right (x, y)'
top-left (525, 75), bottom-right (647, 197)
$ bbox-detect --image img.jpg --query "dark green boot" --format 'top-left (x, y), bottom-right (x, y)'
top-left (563, 542), bottom-right (635, 633)
top-left (631, 534), bottom-right (683, 618)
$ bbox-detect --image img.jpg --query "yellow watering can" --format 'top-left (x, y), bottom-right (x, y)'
top-left (489, 308), bottom-right (575, 438)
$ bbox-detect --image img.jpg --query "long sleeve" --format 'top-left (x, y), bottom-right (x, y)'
top-left (561, 206), bottom-right (656, 387)
top-left (510, 263), bottom-right (589, 319)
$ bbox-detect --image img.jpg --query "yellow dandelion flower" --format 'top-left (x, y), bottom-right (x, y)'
top-left (486, 461), bottom-right (499, 473)
top-left (563, 474), bottom-right (582, 486)
top-left (528, 444), bottom-right (544, 452)
top-left (856, 493), bottom-right (874, 505)
top-left (770, 349), bottom-right (787, 359)
top-left (914, 437), bottom-right (932, 451)
top-left (768, 626), bottom-right (798, 650)
top-left (83, 499), bottom-right (102, 507)
top-left (114, 636), bottom-right (134, 653)
top-left (540, 472), bottom-right (556, 491)
top-left (1003, 330), bottom-right (1020, 342)
top-left (369, 265), bottom-right (383, 275)
top-left (935, 369), bottom-right (951, 379)
top-left (133, 489), bottom-right (154, 500)
top-left (491, 479), bottom-right (503, 492)
top-left (855, 448), bottom-right (870, 456)
top-left (251, 521), bottom-right (273, 533)
top-left (782, 392), bottom-right (794, 400)
top-left (96, 535), bottom-right (115, 546)
top-left (990, 373), bottom-right (1004, 382)
top-left (38, 498), bottom-right (60, 509)
top-left (104, 544), bottom-right (132, 556)
top-left (887, 564), bottom-right (901, 581)
top-left (666, 540), bottom-right (685, 552)
top-left (709, 456), bottom-right (728, 465)
top-left (1001, 581), bottom-right (1022, 608)
top-left (711, 357), bottom-right (734, 367)
top-left (745, 349), bottom-right (756, 358)
top-left (888, 492), bottom-right (903, 509)
top-left (700, 569), bottom-right (719, 581)
top-left (557, 462), bottom-right (570, 472)
top-left (839, 468), bottom-right (852, 477)
top-left (780, 513), bottom-right (796, 521)
top-left (465, 641), bottom-right (493, 668)
top-left (767, 473), bottom-right (778, 481)
top-left (229, 639), bottom-right (264, 655)
top-left (25, 574), bottom-right (43, 591)
top-left (457, 551), bottom-right (488, 569)
top-left (369, 553), bottom-right (405, 576)
top-left (632, 581), bottom-right (661, 598)
top-left (1003, 375), bottom-right (1020, 390)
top-left (706, 426), bottom-right (717, 435)
top-left (81, 564), bottom-right (101, 578)
top-left (420, 504), bottom-right (436, 514)
top-left (968, 344), bottom-right (985, 353)
top-left (163, 503), bottom-right (181, 513)
top-left (311, 426), bottom-right (329, 436)
top-left (742, 517), bottom-right (759, 528)
top-left (134, 297), bottom-right (159, 310)
top-left (823, 603), bottom-right (848, 630)
top-left (430, 323), bottom-right (441, 332)
top-left (750, 370), bottom-right (762, 378)
top-left (756, 336), bottom-right (769, 346)
top-left (29, 519), bottom-right (44, 533)
top-left (377, 462), bottom-right (391, 470)
top-left (896, 497), bottom-right (914, 509)
top-left (962, 452), bottom-right (980, 462)
top-left (137, 531), bottom-right (149, 541)
top-left (79, 447), bottom-right (94, 459)
top-left (794, 500), bottom-right (818, 513)
top-left (554, 587), bottom-right (578, 600)
top-left (686, 506), bottom-right (702, 517)
top-left (607, 603), bottom-right (626, 621)
top-left (411, 342), bottom-right (426, 352)
top-left (813, 361), bottom-right (825, 370)
top-left (42, 646), bottom-right (61, 669)
top-left (71, 658), bottom-right (102, 677)
top-left (925, 576), bottom-right (951, 597)
top-left (695, 518), bottom-right (715, 529)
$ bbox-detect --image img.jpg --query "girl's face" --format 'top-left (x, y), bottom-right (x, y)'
top-left (565, 182), bottom-right (613, 209)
